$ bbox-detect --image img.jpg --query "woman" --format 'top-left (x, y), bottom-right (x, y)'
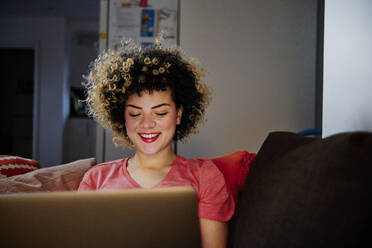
top-left (78, 38), bottom-right (235, 247)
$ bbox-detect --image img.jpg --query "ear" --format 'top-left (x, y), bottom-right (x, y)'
top-left (176, 106), bottom-right (183, 125)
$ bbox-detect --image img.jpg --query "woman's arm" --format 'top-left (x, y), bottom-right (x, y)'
top-left (199, 218), bottom-right (228, 248)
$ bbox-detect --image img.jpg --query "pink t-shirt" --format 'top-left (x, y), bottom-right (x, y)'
top-left (78, 155), bottom-right (235, 222)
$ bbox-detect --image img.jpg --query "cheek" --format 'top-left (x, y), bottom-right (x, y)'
top-left (125, 117), bottom-right (137, 134)
top-left (161, 114), bottom-right (178, 131)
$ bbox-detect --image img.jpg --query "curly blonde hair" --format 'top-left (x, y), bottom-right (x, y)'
top-left (83, 39), bottom-right (211, 148)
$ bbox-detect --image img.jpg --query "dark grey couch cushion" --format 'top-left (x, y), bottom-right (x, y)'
top-left (229, 131), bottom-right (372, 248)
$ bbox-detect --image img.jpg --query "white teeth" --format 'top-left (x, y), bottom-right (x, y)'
top-left (140, 133), bottom-right (158, 138)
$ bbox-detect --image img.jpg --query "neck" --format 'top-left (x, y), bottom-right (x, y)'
top-left (133, 146), bottom-right (176, 170)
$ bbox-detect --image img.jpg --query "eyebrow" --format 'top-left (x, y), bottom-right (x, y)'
top-left (126, 103), bottom-right (171, 110)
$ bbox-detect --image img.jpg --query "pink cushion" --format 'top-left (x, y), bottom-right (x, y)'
top-left (0, 158), bottom-right (96, 194)
top-left (199, 150), bottom-right (256, 202)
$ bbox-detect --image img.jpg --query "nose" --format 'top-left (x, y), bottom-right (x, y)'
top-left (141, 113), bottom-right (156, 129)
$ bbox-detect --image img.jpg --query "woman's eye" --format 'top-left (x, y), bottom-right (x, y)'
top-left (129, 113), bottom-right (140, 117)
top-left (156, 112), bottom-right (168, 116)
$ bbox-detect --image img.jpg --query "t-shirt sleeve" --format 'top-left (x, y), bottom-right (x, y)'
top-left (197, 160), bottom-right (235, 222)
top-left (78, 169), bottom-right (97, 191)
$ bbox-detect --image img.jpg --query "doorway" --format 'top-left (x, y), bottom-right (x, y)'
top-left (0, 48), bottom-right (35, 158)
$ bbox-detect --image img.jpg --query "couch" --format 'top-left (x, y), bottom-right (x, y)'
top-left (1, 131), bottom-right (371, 248)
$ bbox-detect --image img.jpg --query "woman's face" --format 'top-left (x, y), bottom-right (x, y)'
top-left (124, 88), bottom-right (183, 156)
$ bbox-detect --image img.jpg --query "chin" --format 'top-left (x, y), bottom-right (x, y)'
top-left (135, 141), bottom-right (173, 156)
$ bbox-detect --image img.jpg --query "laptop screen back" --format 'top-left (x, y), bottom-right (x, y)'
top-left (0, 187), bottom-right (201, 248)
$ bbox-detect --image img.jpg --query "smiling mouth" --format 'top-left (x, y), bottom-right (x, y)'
top-left (139, 133), bottom-right (160, 143)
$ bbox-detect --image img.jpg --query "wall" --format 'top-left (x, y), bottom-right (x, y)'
top-left (0, 16), bottom-right (68, 166)
top-left (323, 0), bottom-right (372, 136)
top-left (63, 30), bottom-right (98, 164)
top-left (178, 0), bottom-right (318, 157)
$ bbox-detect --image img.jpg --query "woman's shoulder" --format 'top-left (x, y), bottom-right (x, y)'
top-left (176, 156), bottom-right (220, 173)
top-left (86, 158), bottom-right (128, 175)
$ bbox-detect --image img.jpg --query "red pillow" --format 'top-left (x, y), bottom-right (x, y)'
top-left (199, 150), bottom-right (256, 202)
top-left (0, 155), bottom-right (40, 178)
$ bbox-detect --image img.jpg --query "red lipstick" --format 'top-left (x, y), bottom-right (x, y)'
top-left (139, 133), bottom-right (160, 143)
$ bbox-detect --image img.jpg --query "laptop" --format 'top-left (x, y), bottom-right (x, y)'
top-left (0, 187), bottom-right (201, 248)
